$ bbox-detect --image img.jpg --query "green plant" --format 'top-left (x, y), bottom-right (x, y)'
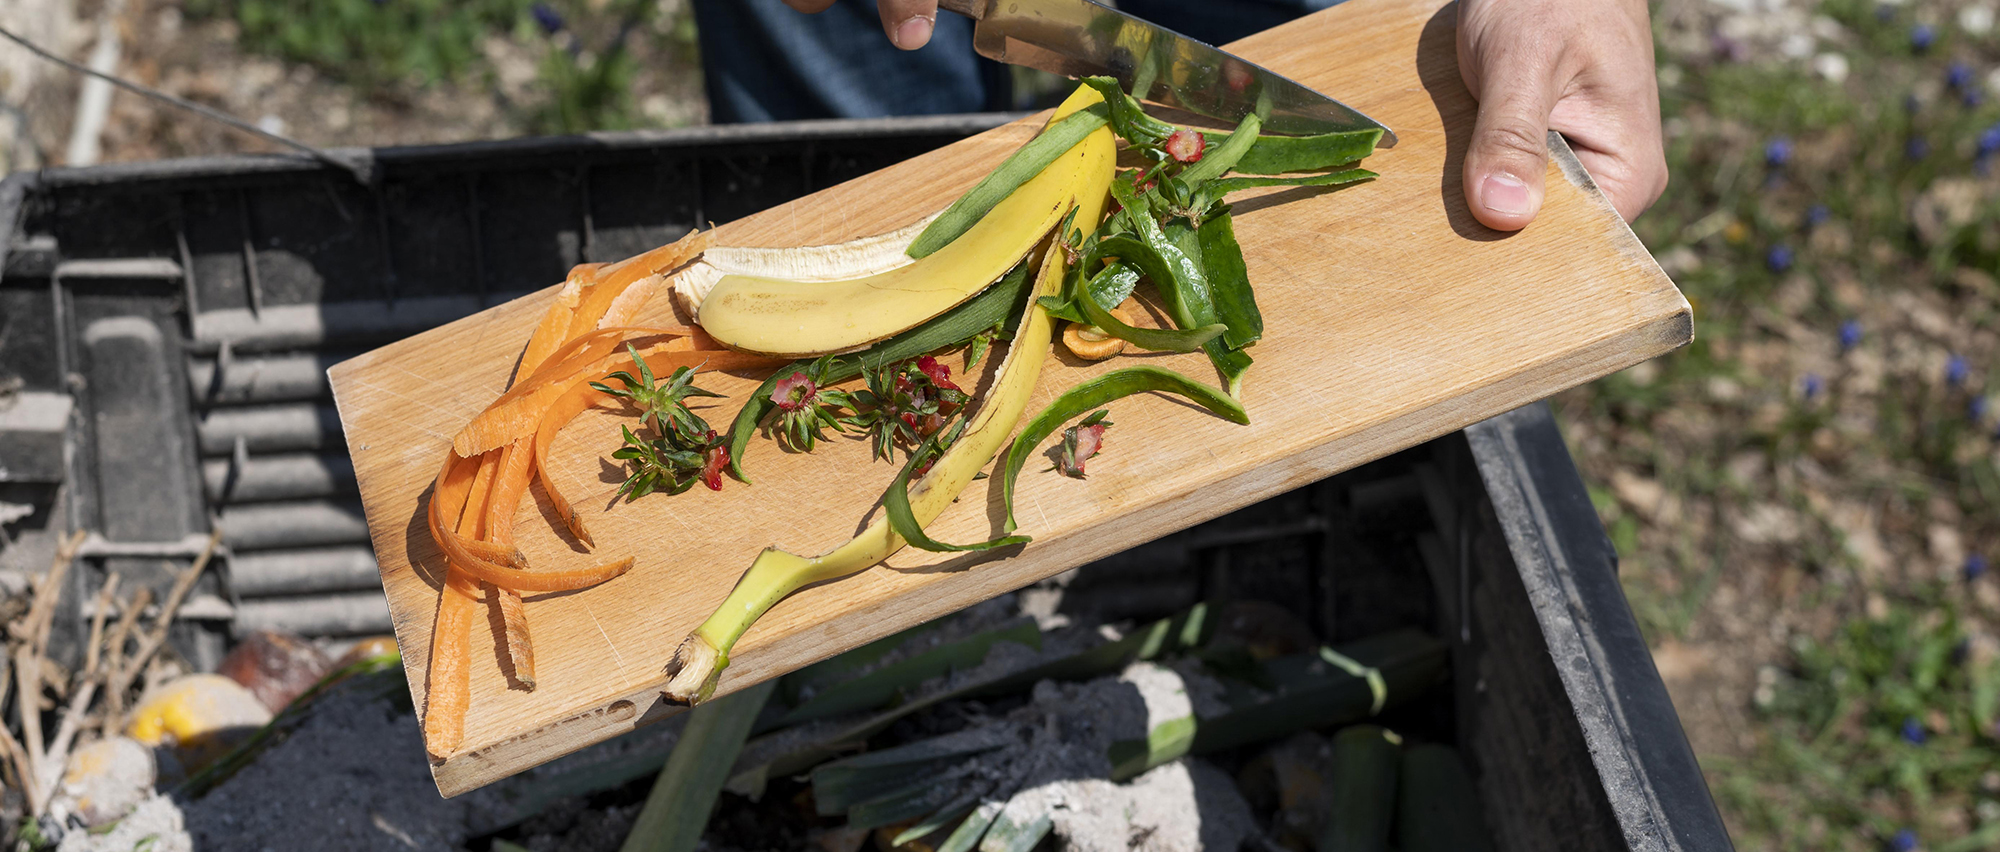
top-left (187, 0), bottom-right (532, 91)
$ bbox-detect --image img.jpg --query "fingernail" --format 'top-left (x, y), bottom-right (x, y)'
top-left (894, 15), bottom-right (934, 49)
top-left (1481, 173), bottom-right (1532, 215)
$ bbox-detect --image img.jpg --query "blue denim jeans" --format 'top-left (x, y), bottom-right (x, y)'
top-left (690, 0), bottom-right (1345, 123)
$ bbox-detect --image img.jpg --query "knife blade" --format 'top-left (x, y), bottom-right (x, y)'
top-left (938, 0), bottom-right (1395, 145)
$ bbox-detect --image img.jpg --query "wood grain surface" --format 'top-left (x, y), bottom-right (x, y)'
top-left (329, 0), bottom-right (1689, 796)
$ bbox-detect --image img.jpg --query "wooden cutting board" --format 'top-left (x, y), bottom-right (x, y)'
top-left (330, 0), bottom-right (1688, 796)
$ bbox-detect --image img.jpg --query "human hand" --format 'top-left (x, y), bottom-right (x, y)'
top-left (1456, 0), bottom-right (1667, 230)
top-left (782, 0), bottom-right (943, 50)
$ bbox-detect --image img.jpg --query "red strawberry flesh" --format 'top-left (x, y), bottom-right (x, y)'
top-left (1164, 128), bottom-right (1205, 164)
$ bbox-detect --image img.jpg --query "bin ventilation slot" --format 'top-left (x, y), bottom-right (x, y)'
top-left (54, 257), bottom-right (183, 280)
top-left (218, 499), bottom-right (370, 552)
top-left (188, 352), bottom-right (342, 406)
top-left (202, 452), bottom-right (355, 504)
top-left (232, 592), bottom-right (392, 637)
top-left (190, 296), bottom-right (518, 354)
top-left (229, 546), bottom-right (382, 597)
top-left (197, 403), bottom-right (341, 455)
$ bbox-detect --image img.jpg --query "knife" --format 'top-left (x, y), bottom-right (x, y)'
top-left (937, 0), bottom-right (1395, 145)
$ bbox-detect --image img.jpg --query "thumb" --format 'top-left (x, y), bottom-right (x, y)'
top-left (1463, 79), bottom-right (1558, 232)
top-left (878, 0), bottom-right (941, 50)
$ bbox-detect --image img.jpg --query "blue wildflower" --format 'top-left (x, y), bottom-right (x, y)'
top-left (1767, 244), bottom-right (1794, 272)
top-left (1914, 24), bottom-right (1937, 53)
top-left (1903, 717), bottom-right (1928, 745)
top-left (1950, 62), bottom-right (1975, 90)
top-left (1968, 554), bottom-right (1989, 581)
top-left (1978, 124), bottom-right (2000, 157)
top-left (1803, 373), bottom-right (1824, 400)
top-left (1840, 319), bottom-right (1864, 351)
top-left (1974, 394), bottom-right (1991, 422)
top-left (1805, 204), bottom-right (1831, 229)
top-left (1765, 137), bottom-right (1793, 167)
top-left (532, 2), bottom-right (565, 34)
top-left (1893, 828), bottom-right (1919, 852)
top-left (1948, 354), bottom-right (1970, 387)
top-left (1908, 136), bottom-right (1932, 160)
top-left (1966, 88), bottom-right (1986, 108)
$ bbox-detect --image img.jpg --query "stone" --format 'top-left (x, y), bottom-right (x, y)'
top-left (59, 737), bottom-right (155, 827)
top-left (55, 794), bottom-right (191, 852)
top-left (217, 629), bottom-right (332, 713)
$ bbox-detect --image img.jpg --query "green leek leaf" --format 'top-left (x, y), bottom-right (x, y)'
top-left (1205, 128), bottom-right (1382, 175)
top-left (884, 424), bottom-right (1032, 553)
top-left (909, 104), bottom-right (1110, 258)
top-left (1077, 76), bottom-right (1175, 147)
top-left (1179, 112), bottom-right (1262, 185)
top-left (1198, 213), bottom-right (1261, 350)
top-left (1001, 366), bottom-right (1248, 532)
top-left (1073, 267), bottom-right (1227, 353)
top-left (1206, 167), bottom-right (1378, 195)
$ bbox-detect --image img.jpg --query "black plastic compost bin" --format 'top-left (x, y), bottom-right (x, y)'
top-left (0, 116), bottom-right (1731, 850)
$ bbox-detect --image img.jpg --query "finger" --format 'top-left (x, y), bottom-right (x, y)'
top-left (1462, 62), bottom-right (1561, 232)
top-left (782, 0), bottom-right (840, 12)
top-left (878, 0), bottom-right (940, 50)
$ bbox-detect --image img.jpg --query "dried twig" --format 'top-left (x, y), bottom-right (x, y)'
top-left (9, 529), bottom-right (85, 816)
top-left (13, 530), bottom-right (87, 653)
top-left (34, 575), bottom-right (125, 806)
top-left (100, 586), bottom-right (151, 723)
top-left (103, 530), bottom-right (221, 734)
top-left (0, 719), bottom-right (38, 809)
top-left (82, 574), bottom-right (118, 677)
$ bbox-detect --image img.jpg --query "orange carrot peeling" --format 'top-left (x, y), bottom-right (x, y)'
top-left (534, 382), bottom-right (615, 548)
top-left (428, 454), bottom-right (528, 576)
top-left (478, 441), bottom-right (537, 689)
top-left (423, 578), bottom-right (479, 757)
top-left (455, 336), bottom-right (766, 457)
top-left (486, 439), bottom-right (535, 544)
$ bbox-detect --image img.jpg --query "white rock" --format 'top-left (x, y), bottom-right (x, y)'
top-left (1811, 15), bottom-right (1848, 40)
top-left (1815, 53), bottom-right (1851, 84)
top-left (1963, 5), bottom-right (1996, 35)
top-left (56, 795), bottom-right (190, 852)
top-left (59, 737), bottom-right (155, 827)
top-left (1781, 33), bottom-right (1816, 59)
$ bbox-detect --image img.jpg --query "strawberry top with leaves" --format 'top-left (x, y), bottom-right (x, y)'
top-left (767, 355), bottom-right (851, 454)
top-left (591, 344), bottom-right (725, 443)
top-left (847, 356), bottom-right (970, 462)
top-left (591, 345), bottom-right (732, 497)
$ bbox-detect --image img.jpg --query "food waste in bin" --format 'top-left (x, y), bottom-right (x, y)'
top-left (408, 79), bottom-right (1384, 758)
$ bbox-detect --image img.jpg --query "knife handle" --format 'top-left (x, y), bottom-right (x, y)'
top-left (937, 0), bottom-right (986, 20)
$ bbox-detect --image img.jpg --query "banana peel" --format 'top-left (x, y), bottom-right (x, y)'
top-left (662, 86), bottom-right (1117, 704)
top-left (669, 212), bottom-right (940, 315)
top-left (690, 94), bottom-right (1107, 359)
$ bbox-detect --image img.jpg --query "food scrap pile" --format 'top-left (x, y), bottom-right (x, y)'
top-left (418, 80), bottom-right (1381, 757)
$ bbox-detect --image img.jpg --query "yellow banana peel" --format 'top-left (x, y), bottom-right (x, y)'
top-left (692, 94), bottom-right (1105, 359)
